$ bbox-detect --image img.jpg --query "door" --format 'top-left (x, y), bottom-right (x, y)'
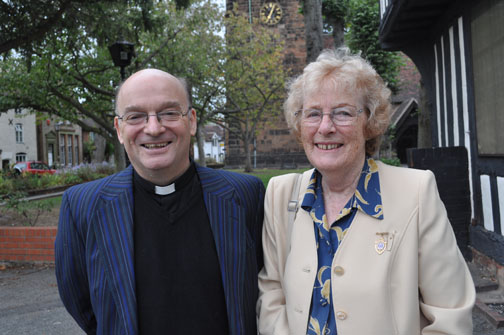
top-left (48, 144), bottom-right (54, 167)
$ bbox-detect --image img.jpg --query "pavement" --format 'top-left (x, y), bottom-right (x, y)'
top-left (0, 264), bottom-right (83, 335)
top-left (1, 264), bottom-right (504, 335)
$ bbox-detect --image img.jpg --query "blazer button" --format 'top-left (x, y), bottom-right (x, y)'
top-left (335, 311), bottom-right (347, 320)
top-left (333, 265), bottom-right (345, 276)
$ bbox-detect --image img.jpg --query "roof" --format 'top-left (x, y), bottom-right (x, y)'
top-left (379, 0), bottom-right (458, 50)
top-left (391, 97), bottom-right (418, 128)
top-left (202, 124), bottom-right (224, 142)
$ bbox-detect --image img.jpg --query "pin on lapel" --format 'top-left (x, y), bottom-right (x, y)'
top-left (375, 232), bottom-right (391, 255)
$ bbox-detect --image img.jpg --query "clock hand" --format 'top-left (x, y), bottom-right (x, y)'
top-left (267, 4), bottom-right (275, 20)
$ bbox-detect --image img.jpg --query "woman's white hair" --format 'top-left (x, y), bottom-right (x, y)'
top-left (284, 47), bottom-right (392, 155)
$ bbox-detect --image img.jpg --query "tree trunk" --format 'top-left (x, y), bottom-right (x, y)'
top-left (196, 124), bottom-right (206, 167)
top-left (243, 138), bottom-right (253, 172)
top-left (417, 78), bottom-right (432, 148)
top-left (93, 133), bottom-right (106, 163)
top-left (303, 0), bottom-right (324, 63)
top-left (113, 137), bottom-right (126, 171)
top-left (328, 16), bottom-right (344, 48)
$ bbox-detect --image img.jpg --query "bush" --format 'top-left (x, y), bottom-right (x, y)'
top-left (0, 162), bottom-right (115, 196)
top-left (62, 173), bottom-right (83, 185)
top-left (4, 191), bottom-right (54, 226)
top-left (380, 157), bottom-right (401, 166)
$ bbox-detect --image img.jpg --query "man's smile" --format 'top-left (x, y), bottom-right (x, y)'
top-left (141, 142), bottom-right (171, 149)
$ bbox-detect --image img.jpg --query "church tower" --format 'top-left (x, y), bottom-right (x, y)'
top-left (225, 0), bottom-right (310, 168)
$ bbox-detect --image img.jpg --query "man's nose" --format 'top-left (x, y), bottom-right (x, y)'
top-left (143, 114), bottom-right (165, 135)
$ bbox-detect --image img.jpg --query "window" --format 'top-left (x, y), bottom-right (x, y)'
top-left (75, 135), bottom-right (79, 165)
top-left (15, 124), bottom-right (23, 143)
top-left (472, 0), bottom-right (504, 155)
top-left (14, 108), bottom-right (22, 115)
top-left (16, 153), bottom-right (26, 162)
top-left (68, 136), bottom-right (73, 166)
top-left (60, 134), bottom-right (66, 166)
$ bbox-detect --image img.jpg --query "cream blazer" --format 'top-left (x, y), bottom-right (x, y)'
top-left (257, 162), bottom-right (475, 335)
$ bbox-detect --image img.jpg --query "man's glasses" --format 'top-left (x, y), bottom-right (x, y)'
top-left (295, 106), bottom-right (363, 127)
top-left (118, 107), bottom-right (191, 126)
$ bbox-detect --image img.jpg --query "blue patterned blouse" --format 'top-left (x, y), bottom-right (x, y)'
top-left (301, 157), bottom-right (383, 335)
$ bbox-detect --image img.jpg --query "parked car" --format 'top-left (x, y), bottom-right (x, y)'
top-left (13, 161), bottom-right (56, 176)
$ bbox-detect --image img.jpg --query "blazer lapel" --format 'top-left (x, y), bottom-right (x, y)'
top-left (93, 166), bottom-right (138, 335)
top-left (197, 165), bottom-right (246, 334)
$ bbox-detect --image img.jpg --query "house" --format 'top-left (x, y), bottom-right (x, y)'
top-left (379, 0), bottom-right (504, 266)
top-left (0, 108), bottom-right (37, 170)
top-left (193, 124), bottom-right (226, 163)
top-left (37, 116), bottom-right (83, 168)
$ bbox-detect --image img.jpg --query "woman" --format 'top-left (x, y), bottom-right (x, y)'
top-left (257, 49), bottom-right (475, 335)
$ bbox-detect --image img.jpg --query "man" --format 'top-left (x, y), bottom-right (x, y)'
top-left (55, 69), bottom-right (265, 335)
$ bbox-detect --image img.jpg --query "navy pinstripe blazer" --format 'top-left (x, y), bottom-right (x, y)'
top-left (55, 164), bottom-right (265, 335)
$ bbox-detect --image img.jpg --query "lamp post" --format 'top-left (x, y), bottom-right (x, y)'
top-left (109, 40), bottom-right (134, 168)
top-left (108, 40), bottom-right (135, 81)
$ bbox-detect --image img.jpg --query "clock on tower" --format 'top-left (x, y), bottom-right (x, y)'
top-left (259, 2), bottom-right (283, 26)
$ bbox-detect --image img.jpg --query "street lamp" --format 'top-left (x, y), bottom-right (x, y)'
top-left (108, 40), bottom-right (135, 81)
top-left (109, 40), bottom-right (134, 168)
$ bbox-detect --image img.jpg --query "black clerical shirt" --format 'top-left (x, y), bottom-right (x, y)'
top-left (133, 163), bottom-right (229, 334)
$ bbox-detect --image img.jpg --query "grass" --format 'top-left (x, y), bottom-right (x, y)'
top-left (229, 168), bottom-right (311, 187)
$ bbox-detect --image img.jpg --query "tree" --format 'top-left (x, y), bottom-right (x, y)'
top-left (0, 0), bottom-right (194, 55)
top-left (1, 1), bottom-right (142, 169)
top-left (300, 0), bottom-right (349, 62)
top-left (138, 1), bottom-right (227, 167)
top-left (322, 0), bottom-right (349, 48)
top-left (0, 0), bottom-right (223, 170)
top-left (346, 0), bottom-right (401, 93)
top-left (214, 10), bottom-right (286, 172)
top-left (302, 0), bottom-right (324, 63)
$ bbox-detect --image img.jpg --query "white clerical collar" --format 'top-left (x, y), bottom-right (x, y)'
top-left (155, 183), bottom-right (176, 195)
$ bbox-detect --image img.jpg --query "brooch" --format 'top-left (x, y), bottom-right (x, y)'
top-left (375, 232), bottom-right (394, 255)
top-left (375, 234), bottom-right (387, 254)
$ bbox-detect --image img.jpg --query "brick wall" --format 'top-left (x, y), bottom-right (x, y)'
top-left (0, 227), bottom-right (57, 263)
top-left (226, 0), bottom-right (308, 163)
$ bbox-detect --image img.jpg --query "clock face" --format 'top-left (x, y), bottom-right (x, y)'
top-left (260, 2), bottom-right (283, 26)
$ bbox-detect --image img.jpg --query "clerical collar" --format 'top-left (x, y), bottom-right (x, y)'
top-left (133, 162), bottom-right (197, 196)
top-left (155, 184), bottom-right (175, 195)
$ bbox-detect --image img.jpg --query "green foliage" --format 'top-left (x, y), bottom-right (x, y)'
top-left (3, 192), bottom-right (54, 226)
top-left (322, 0), bottom-right (350, 22)
top-left (0, 0), bottom-right (195, 54)
top-left (379, 157), bottom-right (401, 167)
top-left (62, 174), bottom-right (83, 185)
top-left (299, 0), bottom-right (349, 21)
top-left (346, 0), bottom-right (402, 93)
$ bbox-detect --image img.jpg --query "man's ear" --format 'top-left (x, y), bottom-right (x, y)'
top-left (189, 108), bottom-right (197, 136)
top-left (114, 117), bottom-right (124, 144)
